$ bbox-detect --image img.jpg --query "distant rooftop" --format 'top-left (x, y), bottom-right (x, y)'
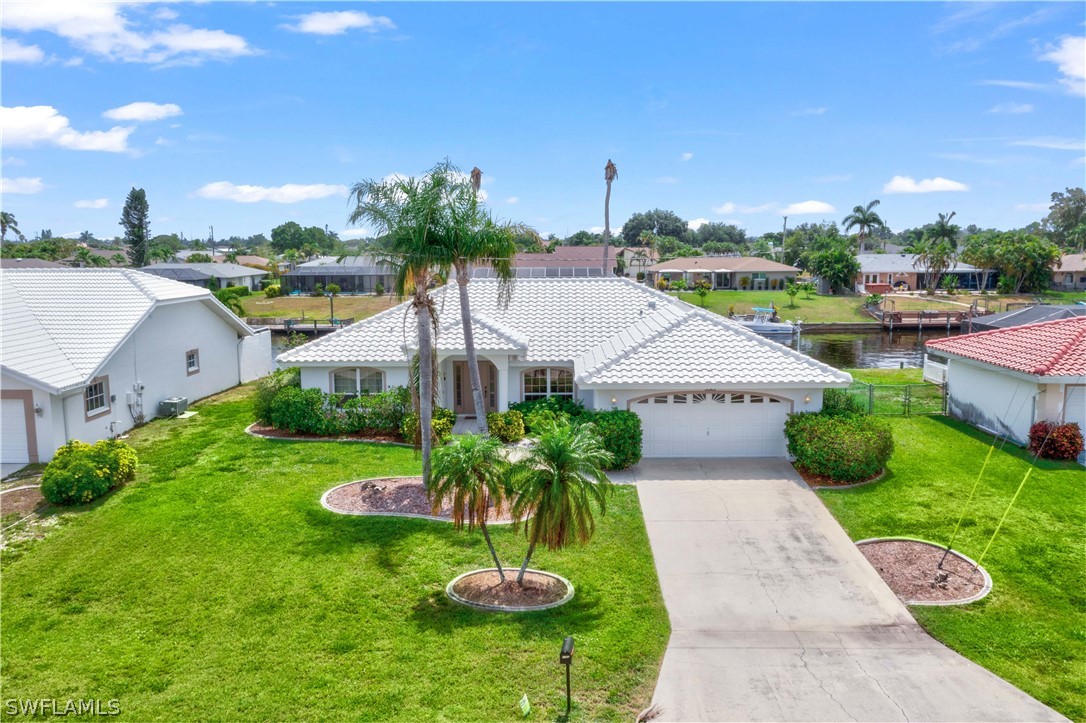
top-left (142, 262), bottom-right (267, 279)
top-left (856, 254), bottom-right (978, 273)
top-left (0, 258), bottom-right (65, 269)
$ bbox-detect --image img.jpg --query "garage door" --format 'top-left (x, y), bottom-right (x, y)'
top-left (1066, 387), bottom-right (1085, 461)
top-left (1, 398), bottom-right (31, 465)
top-left (633, 392), bottom-right (789, 458)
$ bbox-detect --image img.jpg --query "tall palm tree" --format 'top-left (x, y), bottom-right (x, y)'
top-left (509, 423), bottom-right (614, 585)
top-left (347, 162), bottom-right (456, 484)
top-left (842, 200), bottom-right (886, 253)
top-left (1, 211), bottom-right (25, 243)
top-left (431, 433), bottom-right (510, 580)
top-left (603, 160), bottom-right (618, 275)
top-left (912, 238), bottom-right (955, 293)
top-left (927, 210), bottom-right (960, 249)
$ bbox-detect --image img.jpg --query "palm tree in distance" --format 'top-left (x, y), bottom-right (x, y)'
top-left (1, 212), bottom-right (26, 243)
top-left (73, 247), bottom-right (109, 267)
top-left (928, 211), bottom-right (961, 249)
top-left (603, 160), bottom-right (618, 275)
top-left (842, 200), bottom-right (887, 253)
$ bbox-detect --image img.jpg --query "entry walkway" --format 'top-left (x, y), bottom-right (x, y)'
top-left (631, 458), bottom-right (1063, 722)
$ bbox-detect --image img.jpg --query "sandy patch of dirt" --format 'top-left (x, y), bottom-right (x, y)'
top-left (860, 539), bottom-right (987, 603)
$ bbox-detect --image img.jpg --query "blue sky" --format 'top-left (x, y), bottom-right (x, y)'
top-left (2, 2), bottom-right (1083, 243)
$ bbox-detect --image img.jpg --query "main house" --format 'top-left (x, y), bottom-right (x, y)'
top-left (645, 257), bottom-right (800, 290)
top-left (1, 269), bottom-right (274, 465)
top-left (278, 277), bottom-right (851, 458)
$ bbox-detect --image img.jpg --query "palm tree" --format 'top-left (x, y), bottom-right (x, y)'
top-left (224, 250), bottom-right (239, 264)
top-left (842, 200), bottom-right (886, 253)
top-left (110, 253), bottom-right (127, 267)
top-left (928, 211), bottom-right (961, 249)
top-left (430, 434), bottom-right (510, 580)
top-left (73, 247), bottom-right (108, 267)
top-left (347, 161), bottom-right (456, 484)
top-left (912, 238), bottom-right (955, 293)
top-left (603, 160), bottom-right (618, 275)
top-left (1, 211), bottom-right (25, 243)
top-left (146, 243), bottom-right (173, 264)
top-left (509, 423), bottom-right (614, 585)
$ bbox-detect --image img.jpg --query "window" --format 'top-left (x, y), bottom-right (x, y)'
top-left (186, 349), bottom-right (200, 375)
top-left (331, 368), bottom-right (384, 396)
top-left (84, 376), bottom-right (110, 419)
top-left (522, 368), bottom-right (574, 401)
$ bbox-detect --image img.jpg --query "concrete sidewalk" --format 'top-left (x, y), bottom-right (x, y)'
top-left (630, 458), bottom-right (1063, 722)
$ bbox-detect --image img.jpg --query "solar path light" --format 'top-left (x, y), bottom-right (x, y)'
top-left (560, 636), bottom-right (575, 715)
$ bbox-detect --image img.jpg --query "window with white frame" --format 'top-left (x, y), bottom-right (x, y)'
top-left (332, 368), bottom-right (384, 396)
top-left (84, 377), bottom-right (109, 418)
top-left (186, 349), bottom-right (200, 375)
top-left (522, 368), bottom-right (573, 401)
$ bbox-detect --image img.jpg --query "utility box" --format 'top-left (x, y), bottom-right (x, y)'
top-left (159, 397), bottom-right (188, 417)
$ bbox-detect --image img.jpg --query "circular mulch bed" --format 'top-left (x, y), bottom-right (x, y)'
top-left (446, 568), bottom-right (574, 612)
top-left (247, 423), bottom-right (408, 446)
top-left (795, 465), bottom-right (885, 489)
top-left (1, 486), bottom-right (45, 516)
top-left (321, 477), bottom-right (514, 523)
top-left (858, 538), bottom-right (992, 605)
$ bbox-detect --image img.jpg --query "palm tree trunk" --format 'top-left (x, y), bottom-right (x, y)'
top-left (516, 537), bottom-right (538, 586)
top-left (417, 292), bottom-right (434, 487)
top-left (603, 179), bottom-right (612, 275)
top-left (480, 521), bottom-right (505, 582)
top-left (457, 262), bottom-right (489, 435)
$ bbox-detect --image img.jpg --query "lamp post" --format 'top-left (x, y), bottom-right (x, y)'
top-left (559, 636), bottom-right (575, 715)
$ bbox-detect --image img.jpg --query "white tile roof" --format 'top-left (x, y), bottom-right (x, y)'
top-left (279, 277), bottom-right (850, 388)
top-left (1, 269), bottom-right (249, 392)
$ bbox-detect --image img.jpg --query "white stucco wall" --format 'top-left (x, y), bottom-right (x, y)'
top-left (946, 359), bottom-right (1039, 443)
top-left (239, 329), bottom-right (274, 382)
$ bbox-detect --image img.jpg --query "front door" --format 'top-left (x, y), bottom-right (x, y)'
top-left (453, 360), bottom-right (497, 416)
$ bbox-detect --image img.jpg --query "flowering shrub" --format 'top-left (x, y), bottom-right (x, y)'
top-left (41, 439), bottom-right (138, 505)
top-left (785, 412), bottom-right (893, 483)
top-left (486, 410), bottom-right (525, 443)
top-left (1028, 421), bottom-right (1084, 461)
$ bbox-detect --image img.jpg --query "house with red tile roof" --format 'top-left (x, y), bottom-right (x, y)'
top-left (925, 317), bottom-right (1086, 454)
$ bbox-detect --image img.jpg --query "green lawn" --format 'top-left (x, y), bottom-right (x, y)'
top-left (675, 290), bottom-right (870, 323)
top-left (1, 387), bottom-right (669, 721)
top-left (241, 293), bottom-right (400, 320)
top-left (845, 367), bottom-right (924, 384)
top-left (818, 416), bottom-right (1085, 720)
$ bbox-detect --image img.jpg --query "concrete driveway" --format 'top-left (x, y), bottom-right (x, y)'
top-left (628, 458), bottom-right (1063, 722)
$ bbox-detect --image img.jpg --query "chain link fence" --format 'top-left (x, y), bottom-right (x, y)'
top-left (842, 382), bottom-right (946, 416)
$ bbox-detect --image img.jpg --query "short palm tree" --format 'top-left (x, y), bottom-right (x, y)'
top-left (912, 238), bottom-right (955, 293)
top-left (509, 423), bottom-right (614, 585)
top-left (842, 200), bottom-right (886, 253)
top-left (110, 253), bottom-right (127, 267)
top-left (74, 247), bottom-right (108, 267)
top-left (430, 433), bottom-right (510, 580)
top-left (603, 160), bottom-right (618, 275)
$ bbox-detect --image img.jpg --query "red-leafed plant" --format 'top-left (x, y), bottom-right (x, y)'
top-left (1028, 421), bottom-right (1084, 461)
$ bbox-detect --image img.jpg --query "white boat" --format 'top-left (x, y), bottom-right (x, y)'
top-left (731, 307), bottom-right (797, 335)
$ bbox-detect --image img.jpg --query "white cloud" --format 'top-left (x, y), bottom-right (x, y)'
top-left (883, 175), bottom-right (969, 193)
top-left (0, 105), bottom-right (133, 152)
top-left (687, 218), bottom-right (710, 230)
top-left (153, 8), bottom-right (179, 22)
top-left (656, 176), bottom-right (679, 185)
top-left (989, 102), bottom-right (1033, 114)
top-left (1, 2), bottom-right (253, 65)
top-left (711, 201), bottom-right (776, 215)
top-left (1, 177), bottom-right (44, 194)
top-left (339, 228), bottom-right (371, 239)
top-left (780, 200), bottom-right (836, 215)
top-left (196, 181), bottom-right (349, 204)
top-left (680, 152), bottom-right (694, 161)
top-left (1014, 202), bottom-right (1050, 212)
top-left (282, 11), bottom-right (395, 35)
top-left (74, 198), bottom-right (109, 209)
top-left (103, 102), bottom-right (182, 122)
top-left (1, 36), bottom-right (45, 63)
top-left (3, 156), bottom-right (26, 166)
top-left (1040, 36), bottom-right (1085, 96)
top-left (790, 107), bottom-right (827, 117)
top-left (154, 136), bottom-right (172, 146)
top-left (504, 196), bottom-right (519, 205)
top-left (1010, 137), bottom-right (1086, 151)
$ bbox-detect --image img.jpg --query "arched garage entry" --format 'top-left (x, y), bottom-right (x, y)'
top-left (630, 391), bottom-right (791, 458)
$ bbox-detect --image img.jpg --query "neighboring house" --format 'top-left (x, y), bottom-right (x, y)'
top-left (213, 254), bottom-right (270, 268)
top-left (281, 255), bottom-right (395, 294)
top-left (474, 246), bottom-right (620, 278)
top-left (924, 318), bottom-right (1085, 455)
top-left (0, 269), bottom-right (274, 464)
top-left (970, 304), bottom-right (1086, 332)
top-left (63, 247), bottom-right (129, 267)
top-left (141, 262), bottom-right (268, 291)
top-left (616, 247), bottom-right (658, 278)
top-left (1053, 253), bottom-right (1086, 291)
top-left (278, 277), bottom-right (851, 458)
top-left (646, 257), bottom-right (800, 290)
top-left (854, 254), bottom-right (994, 293)
top-left (0, 258), bottom-right (65, 269)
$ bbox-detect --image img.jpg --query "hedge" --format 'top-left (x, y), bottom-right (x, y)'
top-left (401, 408), bottom-right (456, 445)
top-left (256, 370), bottom-right (411, 438)
top-left (486, 410), bottom-right (525, 443)
top-left (1028, 421), bottom-right (1084, 461)
top-left (41, 439), bottom-right (138, 505)
top-left (784, 412), bottom-right (893, 483)
top-left (587, 410), bottom-right (642, 470)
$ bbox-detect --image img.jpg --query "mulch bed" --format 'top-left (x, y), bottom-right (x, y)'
top-left (1, 487), bottom-right (45, 517)
top-left (324, 477), bottom-right (514, 522)
top-left (795, 465), bottom-right (883, 488)
top-left (451, 570), bottom-right (568, 607)
top-left (859, 540), bottom-right (987, 604)
top-left (250, 424), bottom-right (404, 444)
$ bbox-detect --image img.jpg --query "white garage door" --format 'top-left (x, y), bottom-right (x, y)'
top-left (1065, 385), bottom-right (1085, 434)
top-left (1, 398), bottom-right (31, 465)
top-left (633, 392), bottom-right (789, 458)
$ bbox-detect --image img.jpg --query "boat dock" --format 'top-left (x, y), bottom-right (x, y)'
top-left (866, 309), bottom-right (982, 331)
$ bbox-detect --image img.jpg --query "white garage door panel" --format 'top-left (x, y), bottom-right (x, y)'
top-left (1065, 386), bottom-right (1085, 429)
top-left (635, 392), bottom-right (788, 458)
top-left (1, 399), bottom-right (31, 465)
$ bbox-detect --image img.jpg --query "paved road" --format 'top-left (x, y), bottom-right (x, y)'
top-left (626, 458), bottom-right (1064, 722)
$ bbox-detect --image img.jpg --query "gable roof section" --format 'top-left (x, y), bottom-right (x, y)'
top-left (647, 256), bottom-right (799, 273)
top-left (1058, 253), bottom-right (1086, 273)
top-left (575, 305), bottom-right (851, 387)
top-left (856, 254), bottom-right (978, 274)
top-left (142, 262), bottom-right (267, 279)
top-left (926, 317), bottom-right (1086, 378)
top-left (1, 269), bottom-right (255, 392)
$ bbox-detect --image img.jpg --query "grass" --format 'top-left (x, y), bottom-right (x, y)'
top-left (241, 293), bottom-right (400, 320)
top-left (845, 367), bottom-right (924, 384)
top-left (818, 416), bottom-right (1085, 720)
top-left (675, 290), bottom-right (870, 323)
top-left (1, 387), bottom-right (669, 721)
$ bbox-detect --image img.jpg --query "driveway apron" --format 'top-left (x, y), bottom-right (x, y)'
top-left (631, 458), bottom-right (1064, 722)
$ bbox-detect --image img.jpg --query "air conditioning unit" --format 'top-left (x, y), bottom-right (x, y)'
top-left (159, 397), bottom-right (188, 417)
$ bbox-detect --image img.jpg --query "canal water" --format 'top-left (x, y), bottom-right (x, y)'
top-left (783, 328), bottom-right (960, 369)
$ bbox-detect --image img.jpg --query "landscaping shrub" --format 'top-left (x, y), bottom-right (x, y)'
top-left (340, 387), bottom-right (411, 434)
top-left (265, 284), bottom-right (281, 298)
top-left (217, 286), bottom-right (250, 299)
top-left (401, 408), bottom-right (456, 445)
top-left (486, 410), bottom-right (525, 443)
top-left (41, 439), bottom-right (138, 505)
top-left (523, 407), bottom-right (571, 435)
top-left (785, 412), bottom-right (894, 483)
top-left (821, 388), bottom-right (865, 417)
top-left (374, 282), bottom-right (385, 296)
top-left (1028, 421), bottom-right (1084, 461)
top-left (586, 410), bottom-right (642, 470)
top-left (509, 396), bottom-right (589, 422)
top-left (253, 367), bottom-right (300, 424)
top-left (266, 387), bottom-right (339, 435)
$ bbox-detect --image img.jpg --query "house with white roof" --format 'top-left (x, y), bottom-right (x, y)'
top-left (854, 254), bottom-right (995, 293)
top-left (278, 277), bottom-right (852, 458)
top-left (1, 269), bottom-right (274, 465)
top-left (141, 262), bottom-right (268, 291)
